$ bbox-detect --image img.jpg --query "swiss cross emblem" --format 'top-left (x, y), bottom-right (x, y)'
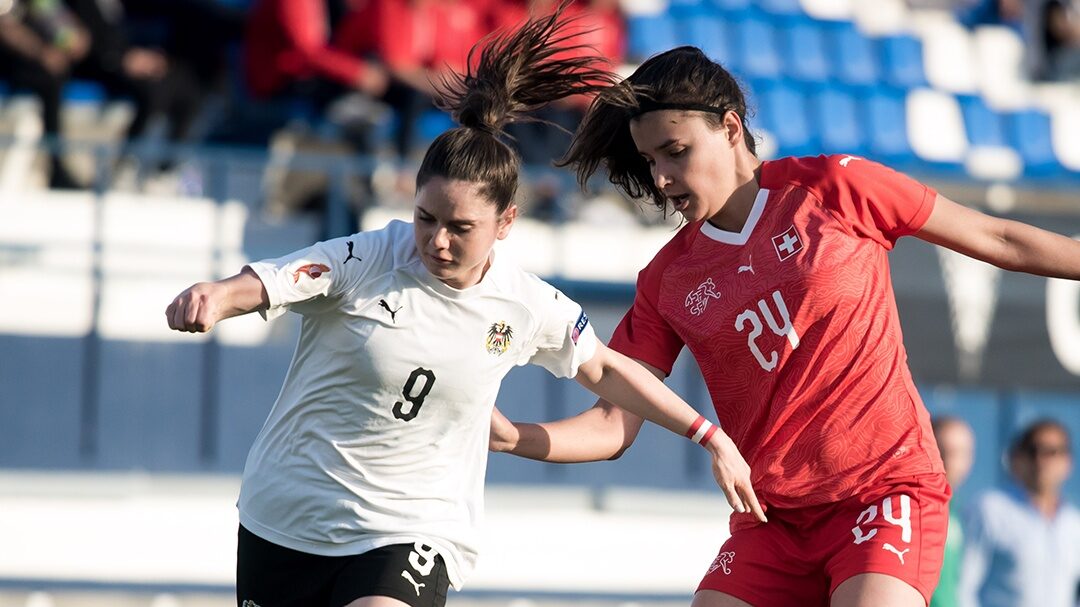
top-left (772, 225), bottom-right (803, 261)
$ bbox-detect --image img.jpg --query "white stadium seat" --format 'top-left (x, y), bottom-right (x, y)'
top-left (906, 88), bottom-right (968, 163)
top-left (1050, 103), bottom-right (1080, 172)
top-left (913, 13), bottom-right (979, 94)
top-left (798, 0), bottom-right (853, 21)
top-left (852, 0), bottom-right (910, 36)
top-left (973, 26), bottom-right (1031, 110)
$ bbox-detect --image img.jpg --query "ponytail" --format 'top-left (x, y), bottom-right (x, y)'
top-left (416, 2), bottom-right (622, 212)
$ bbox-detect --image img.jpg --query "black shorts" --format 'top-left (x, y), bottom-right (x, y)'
top-left (236, 525), bottom-right (450, 607)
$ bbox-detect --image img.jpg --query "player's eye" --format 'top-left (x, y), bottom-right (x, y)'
top-left (670, 147), bottom-right (686, 158)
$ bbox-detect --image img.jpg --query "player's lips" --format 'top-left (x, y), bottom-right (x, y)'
top-left (669, 194), bottom-right (691, 211)
top-left (427, 253), bottom-right (454, 265)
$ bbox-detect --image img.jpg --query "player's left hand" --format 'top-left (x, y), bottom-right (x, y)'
top-left (705, 430), bottom-right (767, 523)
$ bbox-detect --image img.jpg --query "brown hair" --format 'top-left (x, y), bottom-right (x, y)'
top-left (416, 3), bottom-right (622, 213)
top-left (559, 46), bottom-right (756, 213)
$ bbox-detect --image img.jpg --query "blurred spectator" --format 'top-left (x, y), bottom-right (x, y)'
top-left (63, 0), bottom-right (206, 171)
top-left (334, 0), bottom-right (488, 159)
top-left (959, 419), bottom-right (1080, 607)
top-left (931, 416), bottom-right (976, 607)
top-left (244, 0), bottom-right (387, 104)
top-left (1023, 0), bottom-right (1080, 80)
top-left (0, 0), bottom-right (89, 188)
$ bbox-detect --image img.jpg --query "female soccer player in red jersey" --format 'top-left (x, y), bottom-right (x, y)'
top-left (490, 46), bottom-right (1080, 607)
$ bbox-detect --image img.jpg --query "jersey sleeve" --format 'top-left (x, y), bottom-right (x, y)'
top-left (522, 283), bottom-right (599, 379)
top-left (607, 265), bottom-right (685, 377)
top-left (809, 156), bottom-right (937, 249)
top-left (246, 225), bottom-right (395, 321)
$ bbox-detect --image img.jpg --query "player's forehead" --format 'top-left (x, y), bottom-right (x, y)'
top-left (415, 177), bottom-right (498, 221)
top-left (629, 110), bottom-right (706, 152)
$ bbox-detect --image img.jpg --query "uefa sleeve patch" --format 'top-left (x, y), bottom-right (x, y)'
top-left (571, 310), bottom-right (589, 345)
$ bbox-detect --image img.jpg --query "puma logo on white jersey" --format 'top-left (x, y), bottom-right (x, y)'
top-left (883, 543), bottom-right (910, 564)
top-left (401, 570), bottom-right (426, 596)
top-left (839, 155), bottom-right (861, 167)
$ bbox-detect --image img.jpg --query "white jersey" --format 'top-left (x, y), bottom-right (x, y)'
top-left (239, 220), bottom-right (597, 588)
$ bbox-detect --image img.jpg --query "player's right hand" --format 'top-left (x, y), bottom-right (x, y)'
top-left (706, 430), bottom-right (767, 523)
top-left (166, 282), bottom-right (225, 333)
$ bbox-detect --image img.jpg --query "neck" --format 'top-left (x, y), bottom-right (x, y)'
top-left (1027, 488), bottom-right (1061, 518)
top-left (707, 157), bottom-right (763, 232)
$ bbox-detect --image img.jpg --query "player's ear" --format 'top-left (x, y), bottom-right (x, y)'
top-left (496, 204), bottom-right (517, 240)
top-left (723, 110), bottom-right (743, 148)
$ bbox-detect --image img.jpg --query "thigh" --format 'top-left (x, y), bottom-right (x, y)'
top-left (236, 524), bottom-right (340, 607)
top-left (823, 476), bottom-right (950, 606)
top-left (697, 520), bottom-right (828, 607)
top-left (331, 542), bottom-right (450, 607)
top-left (831, 572), bottom-right (925, 607)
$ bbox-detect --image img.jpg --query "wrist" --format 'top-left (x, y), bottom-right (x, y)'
top-left (685, 415), bottom-right (720, 449)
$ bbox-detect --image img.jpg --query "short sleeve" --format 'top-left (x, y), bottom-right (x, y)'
top-left (804, 156), bottom-right (937, 249)
top-left (523, 285), bottom-right (599, 379)
top-left (246, 225), bottom-right (395, 321)
top-left (607, 266), bottom-right (685, 377)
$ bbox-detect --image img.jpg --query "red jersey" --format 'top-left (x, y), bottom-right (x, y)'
top-left (609, 155), bottom-right (945, 528)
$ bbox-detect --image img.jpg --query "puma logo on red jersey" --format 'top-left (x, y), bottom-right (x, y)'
top-left (685, 278), bottom-right (722, 316)
top-left (292, 263), bottom-right (331, 283)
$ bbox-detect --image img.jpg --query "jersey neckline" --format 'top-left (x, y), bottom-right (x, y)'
top-left (698, 186), bottom-right (771, 245)
top-left (411, 250), bottom-right (505, 299)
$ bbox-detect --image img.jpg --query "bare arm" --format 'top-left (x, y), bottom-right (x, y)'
top-left (916, 194), bottom-right (1080, 279)
top-left (489, 395), bottom-right (645, 463)
top-left (491, 342), bottom-right (765, 521)
top-left (165, 266), bottom-right (269, 333)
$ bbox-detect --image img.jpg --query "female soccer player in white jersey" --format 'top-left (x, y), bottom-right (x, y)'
top-left (165, 14), bottom-right (764, 607)
top-left (489, 46), bottom-right (1080, 607)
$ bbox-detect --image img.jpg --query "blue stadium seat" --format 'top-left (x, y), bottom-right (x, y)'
top-left (826, 21), bottom-right (880, 86)
top-left (668, 0), bottom-right (712, 17)
top-left (63, 79), bottom-right (107, 104)
top-left (627, 14), bottom-right (679, 62)
top-left (957, 94), bottom-right (1008, 148)
top-left (414, 109), bottom-right (456, 150)
top-left (863, 87), bottom-right (916, 167)
top-left (734, 18), bottom-right (783, 80)
top-left (679, 15), bottom-right (735, 68)
top-left (709, 0), bottom-right (753, 17)
top-left (878, 35), bottom-right (929, 89)
top-left (755, 81), bottom-right (816, 157)
top-left (1006, 109), bottom-right (1065, 178)
top-left (756, 0), bottom-right (805, 18)
top-left (782, 21), bottom-right (830, 83)
top-left (810, 85), bottom-right (866, 156)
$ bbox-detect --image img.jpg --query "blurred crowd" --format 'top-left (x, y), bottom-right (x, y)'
top-left (0, 0), bottom-right (1076, 211)
top-left (930, 416), bottom-right (1080, 607)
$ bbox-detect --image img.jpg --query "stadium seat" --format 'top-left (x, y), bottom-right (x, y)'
top-left (878, 35), bottom-right (929, 89)
top-left (414, 109), bottom-right (455, 150)
top-left (914, 17), bottom-right (978, 94)
top-left (781, 20), bottom-right (830, 83)
top-left (798, 0), bottom-right (854, 21)
top-left (851, 0), bottom-right (910, 36)
top-left (734, 18), bottom-right (783, 80)
top-left (825, 21), bottom-right (879, 86)
top-left (757, 0), bottom-right (805, 18)
top-left (679, 15), bottom-right (735, 67)
top-left (809, 85), bottom-right (865, 156)
top-left (62, 79), bottom-right (107, 104)
top-left (667, 0), bottom-right (712, 17)
top-left (1006, 109), bottom-right (1066, 179)
top-left (957, 94), bottom-right (1023, 180)
top-left (958, 94), bottom-right (1008, 148)
top-left (627, 14), bottom-right (679, 62)
top-left (972, 25), bottom-right (1030, 110)
top-left (710, 0), bottom-right (753, 17)
top-left (754, 80), bottom-right (816, 157)
top-left (906, 89), bottom-right (967, 169)
top-left (862, 86), bottom-right (916, 167)
top-left (1049, 104), bottom-right (1080, 173)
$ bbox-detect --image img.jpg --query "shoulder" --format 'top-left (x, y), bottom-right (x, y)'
top-left (761, 154), bottom-right (903, 199)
